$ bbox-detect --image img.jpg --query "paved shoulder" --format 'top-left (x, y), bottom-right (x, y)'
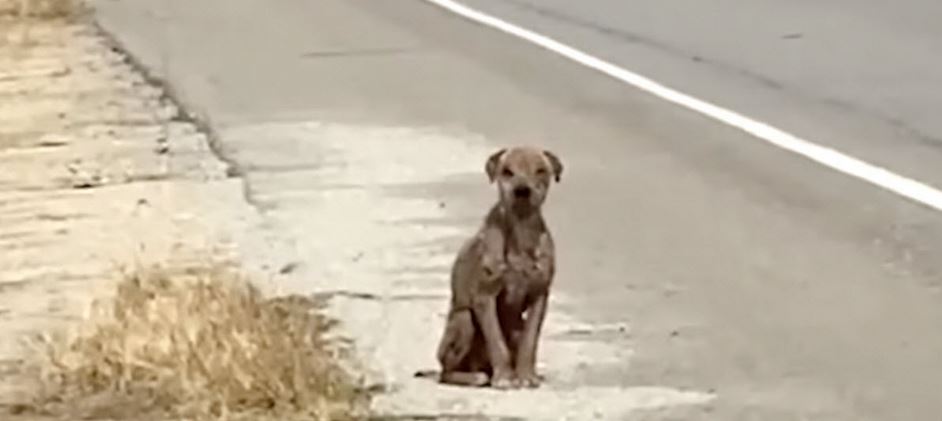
top-left (91, 0), bottom-right (942, 419)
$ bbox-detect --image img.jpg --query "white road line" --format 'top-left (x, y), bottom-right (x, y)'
top-left (421, 0), bottom-right (942, 212)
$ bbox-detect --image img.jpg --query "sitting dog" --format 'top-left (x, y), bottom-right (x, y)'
top-left (432, 146), bottom-right (563, 389)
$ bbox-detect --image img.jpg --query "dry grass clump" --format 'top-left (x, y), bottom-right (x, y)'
top-left (14, 267), bottom-right (369, 420)
top-left (0, 0), bottom-right (84, 19)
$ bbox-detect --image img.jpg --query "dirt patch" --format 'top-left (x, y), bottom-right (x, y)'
top-left (0, 7), bottom-right (371, 421)
top-left (5, 266), bottom-right (369, 420)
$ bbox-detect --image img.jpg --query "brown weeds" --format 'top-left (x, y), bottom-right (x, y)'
top-left (16, 267), bottom-right (368, 420)
top-left (0, 0), bottom-right (83, 19)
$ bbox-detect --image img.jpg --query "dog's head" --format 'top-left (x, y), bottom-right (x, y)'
top-left (485, 146), bottom-right (563, 213)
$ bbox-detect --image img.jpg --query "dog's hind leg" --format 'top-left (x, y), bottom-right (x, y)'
top-left (437, 309), bottom-right (474, 367)
top-left (436, 309), bottom-right (489, 387)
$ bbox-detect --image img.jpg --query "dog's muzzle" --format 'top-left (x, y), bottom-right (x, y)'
top-left (513, 185), bottom-right (532, 199)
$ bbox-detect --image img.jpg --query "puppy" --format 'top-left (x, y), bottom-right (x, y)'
top-left (432, 146), bottom-right (563, 389)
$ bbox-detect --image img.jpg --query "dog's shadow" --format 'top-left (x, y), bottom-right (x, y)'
top-left (412, 369), bottom-right (548, 387)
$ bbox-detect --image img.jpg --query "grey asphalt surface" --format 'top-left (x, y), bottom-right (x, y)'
top-left (457, 0), bottom-right (942, 189)
top-left (91, 0), bottom-right (942, 419)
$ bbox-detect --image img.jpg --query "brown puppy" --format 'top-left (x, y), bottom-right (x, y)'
top-left (434, 146), bottom-right (563, 389)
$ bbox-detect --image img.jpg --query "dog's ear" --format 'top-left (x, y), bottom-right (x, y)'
top-left (485, 148), bottom-right (507, 183)
top-left (543, 149), bottom-right (563, 182)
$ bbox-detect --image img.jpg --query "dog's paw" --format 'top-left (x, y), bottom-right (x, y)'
top-left (468, 372), bottom-right (490, 387)
top-left (514, 370), bottom-right (542, 389)
top-left (490, 370), bottom-right (516, 390)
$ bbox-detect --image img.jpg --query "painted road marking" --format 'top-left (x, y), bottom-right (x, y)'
top-left (421, 0), bottom-right (942, 212)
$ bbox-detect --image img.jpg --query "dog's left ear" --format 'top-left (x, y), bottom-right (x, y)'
top-left (485, 148), bottom-right (507, 183)
top-left (543, 150), bottom-right (563, 182)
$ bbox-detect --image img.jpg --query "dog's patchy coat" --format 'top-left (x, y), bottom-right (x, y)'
top-left (431, 146), bottom-right (563, 389)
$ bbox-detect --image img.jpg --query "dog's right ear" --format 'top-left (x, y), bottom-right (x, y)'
top-left (485, 148), bottom-right (507, 183)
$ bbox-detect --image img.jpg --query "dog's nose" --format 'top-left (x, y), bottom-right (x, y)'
top-left (513, 186), bottom-right (532, 199)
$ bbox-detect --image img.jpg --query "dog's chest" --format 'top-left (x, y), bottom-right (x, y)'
top-left (500, 251), bottom-right (545, 307)
top-left (501, 274), bottom-right (529, 308)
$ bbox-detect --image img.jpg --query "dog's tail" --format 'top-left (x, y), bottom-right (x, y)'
top-left (413, 369), bottom-right (439, 379)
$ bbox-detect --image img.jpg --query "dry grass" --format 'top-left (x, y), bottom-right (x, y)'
top-left (8, 266), bottom-right (370, 420)
top-left (0, 0), bottom-right (84, 19)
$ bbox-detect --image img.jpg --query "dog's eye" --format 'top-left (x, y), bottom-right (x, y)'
top-left (501, 168), bottom-right (514, 178)
top-left (536, 168), bottom-right (548, 176)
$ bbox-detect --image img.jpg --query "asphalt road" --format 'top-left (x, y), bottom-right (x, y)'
top-left (459, 0), bottom-right (942, 190)
top-left (92, 0), bottom-right (942, 419)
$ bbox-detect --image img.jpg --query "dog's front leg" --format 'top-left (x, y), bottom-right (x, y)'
top-left (515, 233), bottom-right (554, 388)
top-left (472, 292), bottom-right (514, 389)
top-left (470, 225), bottom-right (515, 389)
top-left (514, 292), bottom-right (548, 388)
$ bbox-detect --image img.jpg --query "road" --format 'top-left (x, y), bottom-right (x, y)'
top-left (91, 0), bottom-right (942, 419)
